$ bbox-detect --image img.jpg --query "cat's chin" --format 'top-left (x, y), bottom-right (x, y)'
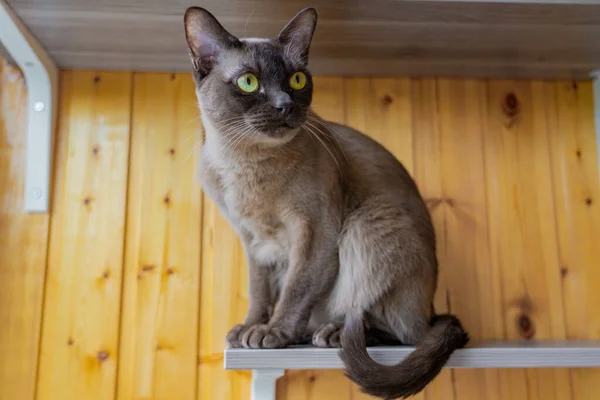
top-left (254, 125), bottom-right (301, 145)
top-left (261, 123), bottom-right (300, 137)
top-left (271, 124), bottom-right (296, 135)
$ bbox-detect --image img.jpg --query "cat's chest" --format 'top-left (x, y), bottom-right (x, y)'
top-left (201, 160), bottom-right (290, 265)
top-left (226, 182), bottom-right (289, 262)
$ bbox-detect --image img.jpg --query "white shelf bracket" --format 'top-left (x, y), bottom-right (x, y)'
top-left (0, 0), bottom-right (58, 213)
top-left (592, 70), bottom-right (600, 177)
top-left (251, 369), bottom-right (284, 400)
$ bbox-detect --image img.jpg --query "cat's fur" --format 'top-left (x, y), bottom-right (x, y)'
top-left (184, 7), bottom-right (468, 399)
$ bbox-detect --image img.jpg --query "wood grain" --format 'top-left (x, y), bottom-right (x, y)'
top-left (548, 80), bottom-right (600, 400)
top-left (483, 80), bottom-right (571, 399)
top-left (117, 72), bottom-right (203, 400)
top-left (0, 58), bottom-right (49, 400)
top-left (2, 0), bottom-right (600, 77)
top-left (411, 78), bottom-right (458, 400)
top-left (1, 60), bottom-right (600, 399)
top-left (36, 71), bottom-right (132, 400)
top-left (434, 79), bottom-right (503, 400)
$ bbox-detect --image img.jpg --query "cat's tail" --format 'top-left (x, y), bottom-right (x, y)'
top-left (340, 313), bottom-right (469, 400)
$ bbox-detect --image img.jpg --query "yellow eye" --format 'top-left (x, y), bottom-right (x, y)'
top-left (236, 73), bottom-right (259, 93)
top-left (289, 72), bottom-right (307, 90)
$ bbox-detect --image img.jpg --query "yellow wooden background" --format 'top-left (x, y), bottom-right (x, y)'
top-left (1, 58), bottom-right (599, 400)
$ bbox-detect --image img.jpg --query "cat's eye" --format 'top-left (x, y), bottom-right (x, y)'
top-left (289, 72), bottom-right (307, 90)
top-left (236, 73), bottom-right (259, 93)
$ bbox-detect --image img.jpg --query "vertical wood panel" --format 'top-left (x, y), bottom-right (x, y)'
top-left (0, 59), bottom-right (49, 400)
top-left (36, 71), bottom-right (132, 400)
top-left (435, 79), bottom-right (502, 400)
top-left (118, 73), bottom-right (202, 400)
top-left (411, 78), bottom-right (457, 400)
top-left (549, 81), bottom-right (600, 400)
top-left (344, 78), bottom-right (414, 173)
top-left (484, 80), bottom-right (572, 400)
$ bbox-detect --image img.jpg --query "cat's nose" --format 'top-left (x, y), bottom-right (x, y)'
top-left (272, 94), bottom-right (293, 117)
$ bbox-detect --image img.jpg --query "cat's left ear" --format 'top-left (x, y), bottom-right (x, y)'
top-left (184, 7), bottom-right (240, 75)
top-left (278, 8), bottom-right (317, 66)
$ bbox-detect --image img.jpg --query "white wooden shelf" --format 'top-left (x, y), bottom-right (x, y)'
top-left (226, 341), bottom-right (600, 400)
top-left (225, 340), bottom-right (600, 370)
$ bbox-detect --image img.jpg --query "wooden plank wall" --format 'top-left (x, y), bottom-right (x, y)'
top-left (1, 57), bottom-right (599, 399)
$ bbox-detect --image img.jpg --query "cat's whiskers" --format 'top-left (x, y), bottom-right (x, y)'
top-left (218, 122), bottom-right (244, 152)
top-left (233, 127), bottom-right (259, 154)
top-left (243, 129), bottom-right (260, 154)
top-left (218, 121), bottom-right (249, 152)
top-left (219, 119), bottom-right (247, 133)
top-left (218, 116), bottom-right (247, 129)
top-left (183, 143), bottom-right (198, 164)
top-left (303, 124), bottom-right (342, 176)
top-left (221, 124), bottom-right (256, 155)
top-left (244, 10), bottom-right (255, 36)
top-left (306, 118), bottom-right (348, 162)
top-left (226, 125), bottom-right (253, 151)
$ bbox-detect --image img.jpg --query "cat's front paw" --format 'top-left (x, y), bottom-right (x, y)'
top-left (240, 324), bottom-right (292, 349)
top-left (226, 324), bottom-right (256, 348)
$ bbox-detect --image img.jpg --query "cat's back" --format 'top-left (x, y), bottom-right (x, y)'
top-left (328, 122), bottom-right (420, 196)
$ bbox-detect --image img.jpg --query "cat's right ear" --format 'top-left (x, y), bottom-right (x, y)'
top-left (184, 7), bottom-right (240, 76)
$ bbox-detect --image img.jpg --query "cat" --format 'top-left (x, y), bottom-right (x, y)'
top-left (184, 7), bottom-right (469, 399)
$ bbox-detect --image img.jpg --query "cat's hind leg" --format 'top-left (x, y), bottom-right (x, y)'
top-left (312, 321), bottom-right (404, 348)
top-left (312, 322), bottom-right (342, 348)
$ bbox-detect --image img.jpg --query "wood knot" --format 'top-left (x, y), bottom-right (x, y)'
top-left (585, 197), bottom-right (592, 206)
top-left (503, 93), bottom-right (520, 117)
top-left (92, 146), bottom-right (100, 155)
top-left (141, 265), bottom-right (155, 272)
top-left (170, 73), bottom-right (176, 81)
top-left (93, 76), bottom-right (101, 84)
top-left (576, 149), bottom-right (582, 159)
top-left (83, 197), bottom-right (92, 206)
top-left (381, 94), bottom-right (394, 107)
top-left (572, 81), bottom-right (578, 90)
top-left (102, 270), bottom-right (110, 279)
top-left (166, 267), bottom-right (175, 276)
top-left (560, 266), bottom-right (568, 278)
top-left (96, 350), bottom-right (110, 362)
top-left (308, 375), bottom-right (316, 383)
top-left (516, 314), bottom-right (535, 339)
top-left (169, 148), bottom-right (176, 156)
top-left (67, 337), bottom-right (74, 346)
top-left (163, 194), bottom-right (171, 205)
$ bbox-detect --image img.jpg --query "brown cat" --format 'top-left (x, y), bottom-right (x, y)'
top-left (184, 7), bottom-right (468, 399)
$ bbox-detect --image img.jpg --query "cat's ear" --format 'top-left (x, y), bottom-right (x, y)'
top-left (278, 8), bottom-right (317, 66)
top-left (184, 7), bottom-right (240, 75)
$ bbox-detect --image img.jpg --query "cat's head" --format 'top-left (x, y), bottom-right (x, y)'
top-left (184, 7), bottom-right (317, 143)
